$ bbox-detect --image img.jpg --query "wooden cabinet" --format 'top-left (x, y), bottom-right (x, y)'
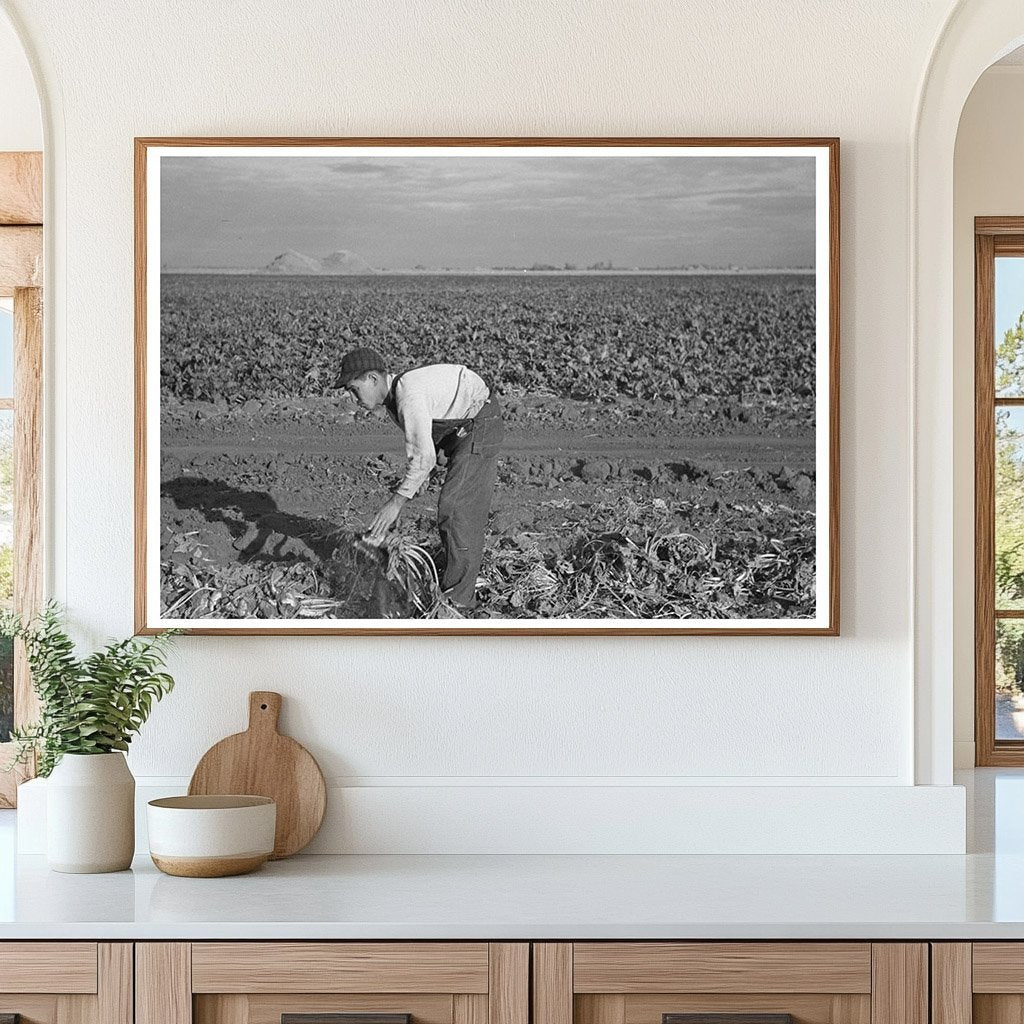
top-left (532, 944), bottom-right (929, 1024)
top-left (136, 944), bottom-right (528, 1024)
top-left (0, 938), bottom-right (953, 1024)
top-left (0, 943), bottom-right (132, 1024)
top-left (932, 943), bottom-right (1024, 1024)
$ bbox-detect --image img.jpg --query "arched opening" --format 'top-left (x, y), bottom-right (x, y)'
top-left (954, 46), bottom-right (1024, 769)
top-left (913, 1), bottom-right (1024, 786)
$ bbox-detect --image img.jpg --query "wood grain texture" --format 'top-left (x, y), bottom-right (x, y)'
top-left (976, 229), bottom-right (998, 765)
top-left (191, 943), bottom-right (489, 994)
top-left (971, 944), bottom-right (1024, 991)
top-left (136, 943), bottom-right (192, 1024)
top-left (573, 944), bottom-right (871, 994)
top-left (0, 998), bottom-right (57, 1024)
top-left (534, 945), bottom-right (572, 1024)
top-left (133, 137), bottom-right (148, 635)
top-left (974, 995), bottom-right (1024, 1024)
top-left (0, 749), bottom-right (30, 807)
top-left (195, 995), bottom-right (248, 1024)
top-left (992, 238), bottom-right (1024, 256)
top-left (831, 995), bottom-right (873, 1024)
top-left (0, 226), bottom-right (41, 294)
top-left (188, 691), bottom-right (326, 858)
top-left (0, 943), bottom-right (97, 993)
top-left (14, 286), bottom-right (43, 736)
top-left (662, 1016), bottom-right (792, 1024)
top-left (623, 994), bottom-right (868, 1024)
top-left (931, 945), bottom-right (972, 1024)
top-left (488, 944), bottom-right (528, 1024)
top-left (134, 135), bottom-right (839, 637)
top-left (281, 1016), bottom-right (410, 1024)
top-left (576, 996), bottom-right (626, 1024)
top-left (453, 994), bottom-right (487, 1024)
top-left (243, 995), bottom-right (451, 1024)
top-left (827, 133), bottom-right (841, 636)
top-left (974, 228), bottom-right (1024, 763)
top-left (57, 992), bottom-right (95, 1024)
top-left (977, 218), bottom-right (1024, 236)
top-left (0, 153), bottom-right (42, 224)
top-left (151, 853), bottom-right (269, 877)
top-left (974, 224), bottom-right (1024, 765)
top-left (870, 945), bottom-right (927, 1024)
top-left (97, 945), bottom-right (132, 1024)
top-left (138, 136), bottom-right (843, 149)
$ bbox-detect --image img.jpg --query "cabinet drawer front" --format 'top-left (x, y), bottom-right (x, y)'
top-left (973, 944), bottom-right (1024, 992)
top-left (197, 993), bottom-right (458, 1024)
top-left (192, 944), bottom-right (491, 994)
top-left (0, 943), bottom-right (97, 993)
top-left (573, 944), bottom-right (872, 994)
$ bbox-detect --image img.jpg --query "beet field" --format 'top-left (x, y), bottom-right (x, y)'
top-left (158, 272), bottom-right (818, 622)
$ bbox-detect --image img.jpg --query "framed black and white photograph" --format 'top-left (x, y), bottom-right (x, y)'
top-left (135, 137), bottom-right (839, 635)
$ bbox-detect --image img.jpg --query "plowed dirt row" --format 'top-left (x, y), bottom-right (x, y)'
top-left (163, 427), bottom-right (814, 464)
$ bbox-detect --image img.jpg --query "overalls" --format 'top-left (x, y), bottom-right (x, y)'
top-left (385, 374), bottom-right (505, 608)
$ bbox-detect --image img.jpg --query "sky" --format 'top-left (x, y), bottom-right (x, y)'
top-left (997, 257), bottom-right (1024, 340)
top-left (160, 152), bottom-right (817, 271)
top-left (0, 310), bottom-right (13, 396)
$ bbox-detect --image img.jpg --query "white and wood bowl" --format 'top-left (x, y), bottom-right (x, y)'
top-left (147, 795), bottom-right (276, 877)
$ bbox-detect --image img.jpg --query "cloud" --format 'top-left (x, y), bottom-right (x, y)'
top-left (160, 151), bottom-right (819, 269)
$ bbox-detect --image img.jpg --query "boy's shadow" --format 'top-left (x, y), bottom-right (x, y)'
top-left (162, 476), bottom-right (341, 562)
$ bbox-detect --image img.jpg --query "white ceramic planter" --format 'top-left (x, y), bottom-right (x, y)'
top-left (46, 752), bottom-right (135, 873)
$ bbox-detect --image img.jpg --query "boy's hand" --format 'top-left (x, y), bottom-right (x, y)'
top-left (366, 494), bottom-right (408, 543)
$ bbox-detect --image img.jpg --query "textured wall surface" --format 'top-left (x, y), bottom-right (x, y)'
top-left (0, 13), bottom-right (39, 151)
top-left (0, 0), bottom-right (962, 811)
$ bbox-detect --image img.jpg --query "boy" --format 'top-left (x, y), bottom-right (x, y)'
top-left (339, 347), bottom-right (504, 610)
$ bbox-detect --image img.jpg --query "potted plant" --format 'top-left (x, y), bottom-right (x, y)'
top-left (2, 603), bottom-right (177, 873)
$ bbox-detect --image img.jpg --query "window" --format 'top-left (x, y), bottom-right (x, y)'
top-left (0, 302), bottom-right (12, 745)
top-left (0, 151), bottom-right (43, 806)
top-left (975, 219), bottom-right (1024, 764)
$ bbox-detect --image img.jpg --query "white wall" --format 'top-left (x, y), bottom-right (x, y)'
top-left (0, 11), bottom-right (39, 151)
top-left (1, 0), bottom-right (972, 852)
top-left (952, 66), bottom-right (1024, 767)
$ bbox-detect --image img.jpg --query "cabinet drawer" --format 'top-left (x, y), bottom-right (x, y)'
top-left (191, 944), bottom-right (491, 994)
top-left (139, 943), bottom-right (528, 1024)
top-left (0, 943), bottom-right (130, 1024)
top-left (936, 942), bottom-right (1024, 1024)
top-left (572, 944), bottom-right (871, 994)
top-left (534, 944), bottom-right (926, 1024)
top-left (0, 942), bottom-right (98, 993)
top-left (973, 944), bottom-right (1024, 992)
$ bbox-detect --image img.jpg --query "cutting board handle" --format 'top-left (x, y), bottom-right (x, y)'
top-left (248, 691), bottom-right (282, 734)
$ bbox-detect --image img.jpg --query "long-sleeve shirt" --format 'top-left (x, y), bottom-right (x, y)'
top-left (386, 365), bottom-right (490, 498)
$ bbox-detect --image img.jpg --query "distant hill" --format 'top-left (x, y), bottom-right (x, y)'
top-left (263, 250), bottom-right (324, 275)
top-left (320, 249), bottom-right (374, 274)
top-left (261, 248), bottom-right (377, 275)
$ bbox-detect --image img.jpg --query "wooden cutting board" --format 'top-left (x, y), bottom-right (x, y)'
top-left (188, 691), bottom-right (326, 859)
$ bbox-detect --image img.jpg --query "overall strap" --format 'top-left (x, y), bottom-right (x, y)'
top-left (383, 371), bottom-right (407, 418)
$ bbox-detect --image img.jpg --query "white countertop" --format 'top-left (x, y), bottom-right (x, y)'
top-left (0, 769), bottom-right (1021, 941)
top-left (0, 849), bottom-right (1020, 940)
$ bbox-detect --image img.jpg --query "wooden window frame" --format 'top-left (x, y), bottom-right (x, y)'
top-left (0, 151), bottom-right (43, 806)
top-left (975, 217), bottom-right (1024, 764)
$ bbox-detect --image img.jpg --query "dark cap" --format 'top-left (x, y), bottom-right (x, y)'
top-left (337, 347), bottom-right (387, 387)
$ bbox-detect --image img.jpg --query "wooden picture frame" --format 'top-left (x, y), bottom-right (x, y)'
top-left (135, 137), bottom-right (839, 636)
